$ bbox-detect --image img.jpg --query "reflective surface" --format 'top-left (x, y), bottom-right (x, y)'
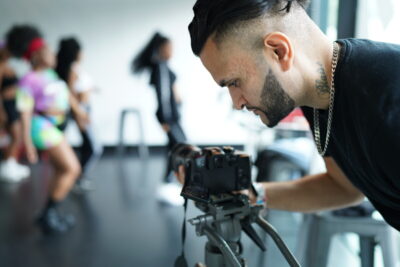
top-left (0, 151), bottom-right (384, 267)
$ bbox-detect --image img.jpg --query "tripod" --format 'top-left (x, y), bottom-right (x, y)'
top-left (189, 194), bottom-right (300, 267)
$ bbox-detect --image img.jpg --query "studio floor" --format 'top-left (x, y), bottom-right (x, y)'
top-left (0, 151), bottom-right (394, 267)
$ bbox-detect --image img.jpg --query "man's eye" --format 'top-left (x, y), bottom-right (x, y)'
top-left (228, 80), bottom-right (239, 88)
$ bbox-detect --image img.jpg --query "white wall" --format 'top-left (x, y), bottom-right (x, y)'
top-left (356, 0), bottom-right (400, 44)
top-left (0, 0), bottom-right (251, 146)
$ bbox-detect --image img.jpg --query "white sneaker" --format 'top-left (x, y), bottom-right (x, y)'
top-left (72, 179), bottom-right (94, 194)
top-left (12, 160), bottom-right (31, 177)
top-left (0, 158), bottom-right (29, 183)
top-left (156, 183), bottom-right (184, 206)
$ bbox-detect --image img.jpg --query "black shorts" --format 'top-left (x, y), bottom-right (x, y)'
top-left (3, 99), bottom-right (20, 126)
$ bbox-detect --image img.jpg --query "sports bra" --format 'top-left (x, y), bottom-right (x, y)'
top-left (0, 75), bottom-right (18, 90)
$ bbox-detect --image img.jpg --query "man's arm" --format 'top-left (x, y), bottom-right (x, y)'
top-left (262, 157), bottom-right (364, 212)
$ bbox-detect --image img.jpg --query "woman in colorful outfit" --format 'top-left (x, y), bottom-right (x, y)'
top-left (7, 25), bottom-right (81, 234)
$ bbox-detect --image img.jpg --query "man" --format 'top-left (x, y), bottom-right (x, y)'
top-left (180, 0), bottom-right (400, 231)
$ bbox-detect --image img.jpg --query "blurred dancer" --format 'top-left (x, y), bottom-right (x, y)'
top-left (7, 25), bottom-right (82, 234)
top-left (133, 32), bottom-right (186, 179)
top-left (56, 37), bottom-right (103, 191)
top-left (0, 42), bottom-right (30, 182)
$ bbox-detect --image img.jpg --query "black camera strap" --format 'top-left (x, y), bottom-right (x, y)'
top-left (174, 197), bottom-right (189, 267)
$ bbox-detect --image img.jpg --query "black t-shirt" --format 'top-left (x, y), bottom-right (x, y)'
top-left (301, 39), bottom-right (400, 231)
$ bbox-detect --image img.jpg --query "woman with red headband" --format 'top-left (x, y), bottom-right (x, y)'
top-left (7, 25), bottom-right (83, 234)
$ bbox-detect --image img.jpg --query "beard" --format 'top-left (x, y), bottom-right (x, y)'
top-left (247, 69), bottom-right (295, 127)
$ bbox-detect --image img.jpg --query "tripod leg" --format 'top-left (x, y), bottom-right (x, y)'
top-left (203, 226), bottom-right (242, 267)
top-left (256, 215), bottom-right (301, 267)
top-left (205, 242), bottom-right (229, 267)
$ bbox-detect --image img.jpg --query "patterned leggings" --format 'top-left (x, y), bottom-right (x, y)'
top-left (31, 115), bottom-right (65, 150)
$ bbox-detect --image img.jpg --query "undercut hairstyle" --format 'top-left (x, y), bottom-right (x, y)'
top-left (5, 24), bottom-right (42, 58)
top-left (132, 32), bottom-right (170, 74)
top-left (56, 37), bottom-right (81, 83)
top-left (188, 0), bottom-right (310, 56)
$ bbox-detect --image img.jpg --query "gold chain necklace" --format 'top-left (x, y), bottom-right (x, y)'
top-left (313, 42), bottom-right (339, 156)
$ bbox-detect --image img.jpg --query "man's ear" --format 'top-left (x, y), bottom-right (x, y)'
top-left (263, 32), bottom-right (294, 72)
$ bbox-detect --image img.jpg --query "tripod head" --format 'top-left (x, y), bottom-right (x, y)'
top-left (192, 194), bottom-right (266, 251)
top-left (189, 194), bottom-right (300, 267)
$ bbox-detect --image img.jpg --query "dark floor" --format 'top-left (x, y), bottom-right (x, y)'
top-left (0, 151), bottom-right (367, 267)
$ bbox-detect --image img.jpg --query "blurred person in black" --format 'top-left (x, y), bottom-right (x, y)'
top-left (132, 33), bottom-right (186, 204)
top-left (0, 41), bottom-right (30, 182)
top-left (56, 37), bottom-right (103, 192)
top-left (175, 0), bottom-right (400, 231)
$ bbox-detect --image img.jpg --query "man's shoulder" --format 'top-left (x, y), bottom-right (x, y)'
top-left (339, 39), bottom-right (400, 69)
top-left (340, 38), bottom-right (400, 52)
top-left (337, 39), bottom-right (400, 100)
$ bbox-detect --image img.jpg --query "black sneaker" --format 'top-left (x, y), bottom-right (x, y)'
top-left (58, 212), bottom-right (76, 228)
top-left (36, 208), bottom-right (75, 235)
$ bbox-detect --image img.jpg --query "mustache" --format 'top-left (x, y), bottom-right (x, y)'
top-left (243, 105), bottom-right (265, 114)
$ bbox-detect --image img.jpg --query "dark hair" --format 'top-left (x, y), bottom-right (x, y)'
top-left (132, 32), bottom-right (170, 74)
top-left (189, 0), bottom-right (310, 56)
top-left (55, 37), bottom-right (81, 83)
top-left (5, 24), bottom-right (42, 57)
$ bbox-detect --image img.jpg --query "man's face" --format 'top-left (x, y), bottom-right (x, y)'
top-left (200, 38), bottom-right (295, 127)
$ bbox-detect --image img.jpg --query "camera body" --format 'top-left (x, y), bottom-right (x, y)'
top-left (170, 144), bottom-right (252, 202)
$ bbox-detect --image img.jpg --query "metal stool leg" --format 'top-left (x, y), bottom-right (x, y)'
top-left (378, 227), bottom-right (399, 267)
top-left (296, 214), bottom-right (332, 267)
top-left (135, 110), bottom-right (149, 160)
top-left (360, 236), bottom-right (375, 267)
top-left (117, 110), bottom-right (127, 156)
top-left (296, 214), bottom-right (314, 265)
top-left (310, 218), bottom-right (332, 267)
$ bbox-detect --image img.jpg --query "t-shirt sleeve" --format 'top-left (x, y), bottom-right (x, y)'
top-left (16, 86), bottom-right (35, 112)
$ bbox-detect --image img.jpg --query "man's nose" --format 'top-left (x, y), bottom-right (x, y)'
top-left (228, 88), bottom-right (246, 110)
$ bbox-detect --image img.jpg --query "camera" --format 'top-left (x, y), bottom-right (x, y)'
top-left (170, 143), bottom-right (252, 202)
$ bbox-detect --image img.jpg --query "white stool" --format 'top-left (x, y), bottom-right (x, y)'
top-left (117, 108), bottom-right (149, 160)
top-left (296, 213), bottom-right (399, 267)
